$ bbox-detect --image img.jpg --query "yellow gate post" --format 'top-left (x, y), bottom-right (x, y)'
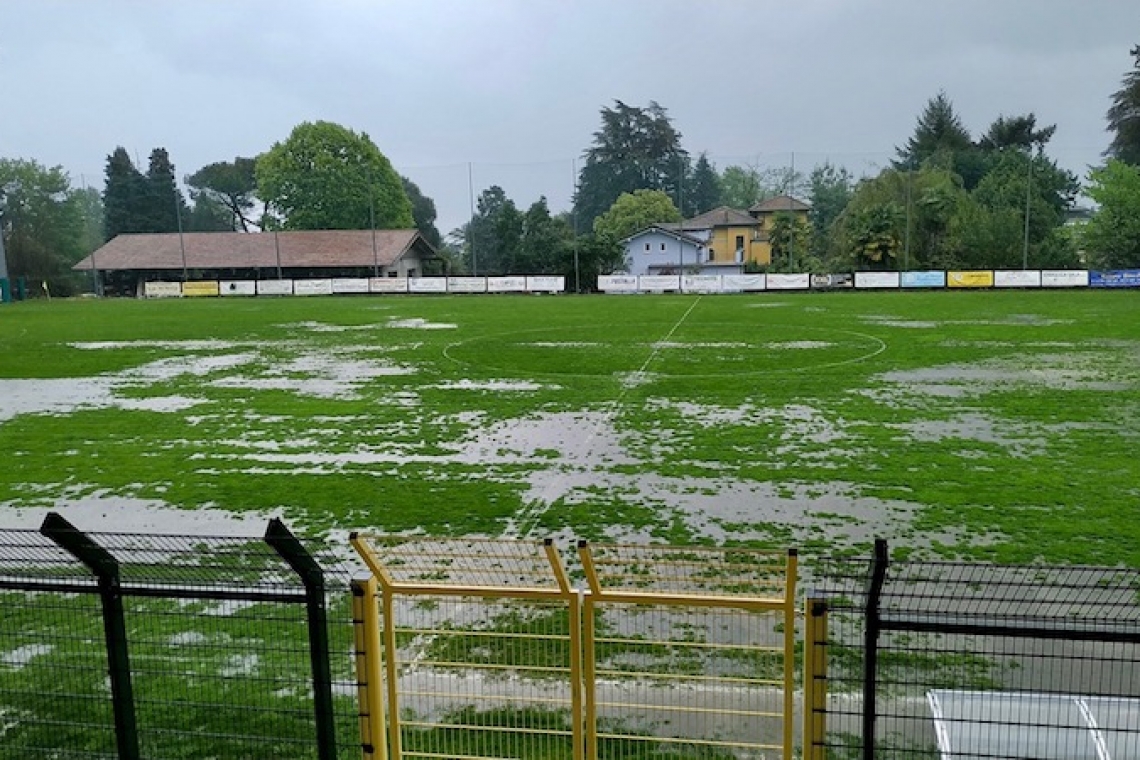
top-left (351, 577), bottom-right (388, 760)
top-left (802, 595), bottom-right (828, 760)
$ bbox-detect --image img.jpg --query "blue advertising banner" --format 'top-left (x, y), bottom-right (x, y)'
top-left (1090, 270), bottom-right (1140, 288)
top-left (901, 271), bottom-right (946, 288)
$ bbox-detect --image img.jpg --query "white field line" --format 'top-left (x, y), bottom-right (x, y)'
top-left (406, 298), bottom-right (704, 671)
top-left (508, 296), bottom-right (704, 539)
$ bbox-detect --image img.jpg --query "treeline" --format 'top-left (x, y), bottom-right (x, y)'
top-left (2, 45), bottom-right (1139, 295)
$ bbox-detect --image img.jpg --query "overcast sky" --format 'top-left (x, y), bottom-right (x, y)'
top-left (3, 1), bottom-right (1136, 235)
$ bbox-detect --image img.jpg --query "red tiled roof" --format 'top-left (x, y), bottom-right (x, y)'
top-left (749, 195), bottom-right (811, 213)
top-left (74, 230), bottom-right (433, 271)
top-left (685, 206), bottom-right (758, 228)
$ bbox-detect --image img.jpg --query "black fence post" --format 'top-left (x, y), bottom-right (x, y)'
top-left (862, 538), bottom-right (889, 760)
top-left (265, 518), bottom-right (338, 760)
top-left (40, 512), bottom-right (141, 760)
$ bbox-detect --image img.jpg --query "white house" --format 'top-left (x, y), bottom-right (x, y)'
top-left (621, 225), bottom-right (742, 276)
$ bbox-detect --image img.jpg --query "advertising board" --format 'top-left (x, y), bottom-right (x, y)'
top-left (182, 281), bottom-right (220, 297)
top-left (447, 277), bottom-right (487, 294)
top-left (900, 271), bottom-right (946, 288)
top-left (487, 276), bottom-right (527, 293)
top-left (144, 282), bottom-right (182, 298)
top-left (638, 275), bottom-right (681, 292)
top-left (854, 271), bottom-right (900, 289)
top-left (331, 278), bottom-right (370, 294)
top-left (1090, 269), bottom-right (1140, 288)
top-left (1040, 270), bottom-right (1089, 288)
top-left (369, 277), bottom-right (408, 293)
top-left (766, 273), bottom-right (810, 290)
top-left (993, 271), bottom-right (1042, 288)
top-left (947, 271), bottom-right (994, 288)
top-left (408, 277), bottom-right (447, 293)
top-left (526, 276), bottom-right (565, 293)
top-left (219, 281), bottom-right (256, 296)
top-left (293, 279), bottom-right (334, 296)
top-left (682, 275), bottom-right (722, 293)
top-left (256, 279), bottom-right (293, 296)
top-left (721, 274), bottom-right (766, 292)
top-left (598, 275), bottom-right (638, 292)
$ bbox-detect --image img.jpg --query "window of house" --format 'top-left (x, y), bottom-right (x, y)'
top-left (736, 235), bottom-right (745, 251)
top-left (661, 243), bottom-right (666, 251)
top-left (645, 243), bottom-right (651, 251)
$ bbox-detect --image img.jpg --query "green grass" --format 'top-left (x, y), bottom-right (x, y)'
top-left (1, 291), bottom-right (1139, 565)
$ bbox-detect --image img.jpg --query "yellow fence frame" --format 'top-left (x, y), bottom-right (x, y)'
top-left (802, 596), bottom-right (828, 760)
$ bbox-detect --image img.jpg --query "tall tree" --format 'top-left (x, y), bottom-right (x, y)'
top-left (573, 100), bottom-right (688, 229)
top-left (256, 121), bottom-right (413, 230)
top-left (0, 159), bottom-right (90, 294)
top-left (720, 164), bottom-right (804, 209)
top-left (102, 147), bottom-right (148, 241)
top-left (1083, 159), bottom-right (1140, 268)
top-left (1106, 45), bottom-right (1140, 166)
top-left (187, 193), bottom-right (235, 232)
top-left (144, 148), bottom-right (189, 234)
top-left (186, 157), bottom-right (258, 231)
top-left (807, 161), bottom-right (854, 259)
top-left (687, 153), bottom-right (722, 215)
top-left (896, 91), bottom-right (973, 168)
top-left (767, 212), bottom-right (811, 271)
top-left (895, 91), bottom-right (986, 189)
top-left (466, 185), bottom-right (523, 275)
top-left (400, 175), bottom-right (443, 249)
top-left (592, 189), bottom-right (682, 243)
top-left (979, 114), bottom-right (1056, 152)
top-left (518, 197), bottom-right (573, 274)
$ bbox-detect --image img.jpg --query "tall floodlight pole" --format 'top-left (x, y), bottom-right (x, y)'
top-left (1022, 152), bottom-right (1033, 270)
top-left (571, 157), bottom-right (580, 293)
top-left (82, 175), bottom-right (99, 296)
top-left (175, 188), bottom-right (188, 282)
top-left (788, 152), bottom-right (796, 268)
top-left (468, 162), bottom-right (477, 276)
top-left (368, 171), bottom-right (379, 278)
top-left (0, 208), bottom-right (10, 301)
top-left (904, 169), bottom-right (912, 272)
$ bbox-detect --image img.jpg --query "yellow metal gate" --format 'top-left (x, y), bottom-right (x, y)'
top-left (350, 534), bottom-right (797, 760)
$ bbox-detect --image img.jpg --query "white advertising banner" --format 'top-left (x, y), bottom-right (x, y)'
top-left (638, 275), bottom-right (681, 292)
top-left (409, 277), bottom-right (447, 293)
top-left (293, 279), bottom-right (334, 296)
top-left (447, 277), bottom-right (487, 294)
top-left (993, 270), bottom-right (1042, 288)
top-left (526, 276), bottom-right (565, 293)
top-left (331, 278), bottom-right (370, 294)
top-left (854, 271), bottom-right (901, 289)
top-left (219, 281), bottom-right (256, 297)
top-left (1041, 270), bottom-right (1089, 288)
top-left (144, 282), bottom-right (182, 298)
top-left (682, 275), bottom-right (722, 293)
top-left (721, 274), bottom-right (766, 292)
top-left (369, 277), bottom-right (408, 293)
top-left (598, 275), bottom-right (639, 292)
top-left (766, 273), bottom-right (811, 290)
top-left (487, 276), bottom-right (527, 293)
top-left (256, 279), bottom-right (293, 296)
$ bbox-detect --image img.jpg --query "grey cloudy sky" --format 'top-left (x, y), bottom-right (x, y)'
top-left (3, 1), bottom-right (1136, 235)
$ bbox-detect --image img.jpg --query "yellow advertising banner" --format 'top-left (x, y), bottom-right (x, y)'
top-left (947, 270), bottom-right (994, 288)
top-left (182, 281), bottom-right (220, 297)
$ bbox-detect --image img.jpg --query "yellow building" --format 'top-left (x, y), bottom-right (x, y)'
top-left (747, 195), bottom-right (811, 266)
top-left (673, 196), bottom-right (811, 267)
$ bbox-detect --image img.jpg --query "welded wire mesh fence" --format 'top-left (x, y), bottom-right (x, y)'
top-left (809, 540), bottom-right (1140, 760)
top-left (0, 516), bottom-right (363, 760)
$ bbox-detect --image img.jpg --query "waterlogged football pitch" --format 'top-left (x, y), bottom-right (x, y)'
top-left (1, 290), bottom-right (1138, 564)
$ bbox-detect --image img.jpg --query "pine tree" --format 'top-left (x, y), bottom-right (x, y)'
top-left (1106, 45), bottom-right (1140, 166)
top-left (144, 148), bottom-right (188, 233)
top-left (102, 147), bottom-right (146, 241)
top-left (687, 153), bottom-right (722, 215)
